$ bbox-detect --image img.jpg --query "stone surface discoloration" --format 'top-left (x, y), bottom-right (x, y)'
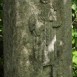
top-left (40, 0), bottom-right (50, 4)
top-left (3, 0), bottom-right (72, 77)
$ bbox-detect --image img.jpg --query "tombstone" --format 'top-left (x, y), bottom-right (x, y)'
top-left (3, 0), bottom-right (72, 77)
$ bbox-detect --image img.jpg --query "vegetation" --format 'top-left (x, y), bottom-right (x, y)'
top-left (0, 0), bottom-right (3, 77)
top-left (72, 0), bottom-right (77, 77)
top-left (0, 0), bottom-right (77, 77)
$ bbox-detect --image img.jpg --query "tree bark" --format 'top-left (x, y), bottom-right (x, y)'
top-left (3, 0), bottom-right (72, 77)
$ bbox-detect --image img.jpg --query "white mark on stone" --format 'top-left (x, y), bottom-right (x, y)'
top-left (22, 46), bottom-right (28, 55)
top-left (43, 49), bottom-right (50, 65)
top-left (49, 2), bottom-right (53, 7)
top-left (36, 20), bottom-right (44, 28)
top-left (60, 41), bottom-right (63, 46)
top-left (43, 35), bottom-right (56, 65)
top-left (28, 1), bottom-right (40, 15)
top-left (51, 9), bottom-right (57, 21)
top-left (26, 60), bottom-right (30, 66)
top-left (49, 3), bottom-right (57, 21)
top-left (48, 35), bottom-right (56, 52)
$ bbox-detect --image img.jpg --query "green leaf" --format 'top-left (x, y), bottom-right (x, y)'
top-left (72, 4), bottom-right (77, 10)
top-left (73, 51), bottom-right (77, 64)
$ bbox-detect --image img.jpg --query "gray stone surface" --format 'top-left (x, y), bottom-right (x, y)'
top-left (3, 0), bottom-right (72, 77)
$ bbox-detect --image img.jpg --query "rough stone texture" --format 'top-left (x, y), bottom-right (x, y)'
top-left (3, 0), bottom-right (72, 77)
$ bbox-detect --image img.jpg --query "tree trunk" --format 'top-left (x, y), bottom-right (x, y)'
top-left (3, 0), bottom-right (72, 77)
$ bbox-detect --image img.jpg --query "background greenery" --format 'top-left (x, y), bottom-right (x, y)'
top-left (0, 0), bottom-right (77, 77)
top-left (0, 0), bottom-right (3, 77)
top-left (72, 0), bottom-right (77, 77)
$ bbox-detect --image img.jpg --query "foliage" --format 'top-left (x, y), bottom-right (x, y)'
top-left (0, 0), bottom-right (3, 38)
top-left (72, 0), bottom-right (77, 77)
top-left (0, 0), bottom-right (3, 77)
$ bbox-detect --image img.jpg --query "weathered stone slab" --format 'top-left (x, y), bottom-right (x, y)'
top-left (3, 0), bottom-right (72, 77)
